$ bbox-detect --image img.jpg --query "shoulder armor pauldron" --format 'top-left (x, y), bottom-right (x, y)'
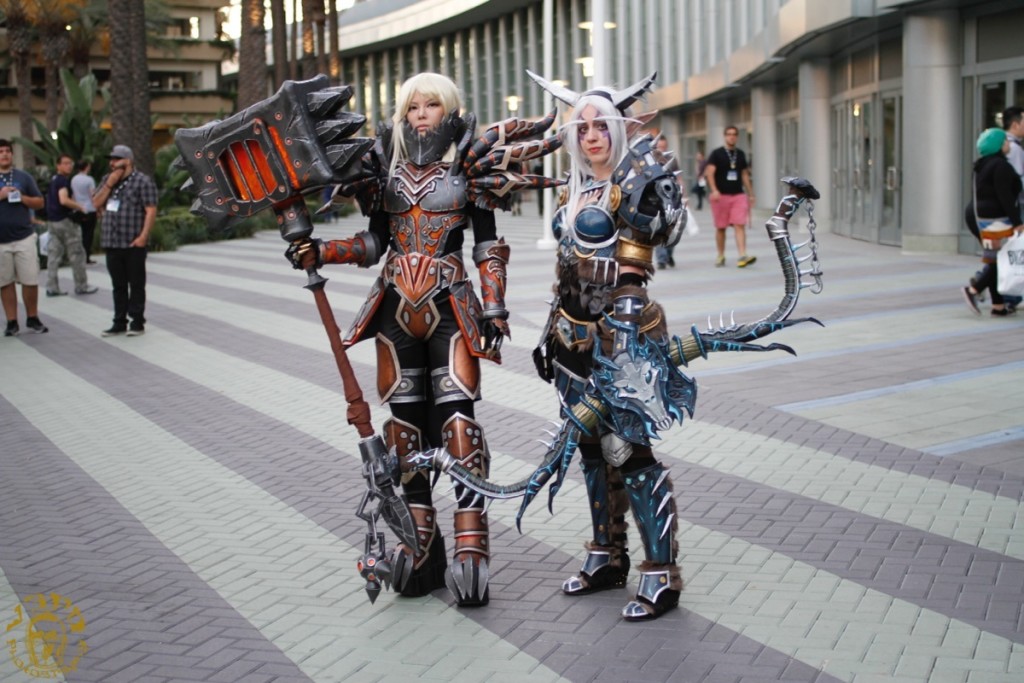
top-left (611, 136), bottom-right (683, 238)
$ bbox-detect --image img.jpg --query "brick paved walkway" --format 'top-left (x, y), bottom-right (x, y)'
top-left (2, 203), bottom-right (1023, 683)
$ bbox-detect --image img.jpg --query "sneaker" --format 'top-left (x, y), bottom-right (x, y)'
top-left (126, 325), bottom-right (145, 337)
top-left (991, 307), bottom-right (1016, 317)
top-left (25, 316), bottom-right (48, 333)
top-left (737, 255), bottom-right (757, 268)
top-left (961, 286), bottom-right (981, 315)
top-left (46, 289), bottom-right (67, 297)
top-left (75, 285), bottom-right (98, 295)
top-left (715, 255), bottom-right (726, 267)
top-left (101, 325), bottom-right (127, 337)
top-left (4, 320), bottom-right (18, 337)
top-left (668, 256), bottom-right (676, 267)
top-left (969, 276), bottom-right (987, 303)
top-left (657, 262), bottom-right (666, 270)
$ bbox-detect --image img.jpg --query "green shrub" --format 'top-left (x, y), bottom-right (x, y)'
top-left (147, 218), bottom-right (180, 252)
top-left (140, 188), bottom-right (346, 253)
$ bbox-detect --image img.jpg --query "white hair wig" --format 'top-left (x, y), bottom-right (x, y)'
top-left (562, 91), bottom-right (632, 221)
top-left (389, 72), bottom-right (463, 176)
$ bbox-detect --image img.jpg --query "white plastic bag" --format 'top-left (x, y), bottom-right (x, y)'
top-left (683, 205), bottom-right (700, 237)
top-left (38, 230), bottom-right (51, 255)
top-left (997, 231), bottom-right (1024, 297)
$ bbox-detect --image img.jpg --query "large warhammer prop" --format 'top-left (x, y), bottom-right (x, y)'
top-left (174, 76), bottom-right (418, 603)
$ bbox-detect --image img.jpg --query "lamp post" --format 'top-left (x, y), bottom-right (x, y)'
top-left (538, 0), bottom-right (557, 249)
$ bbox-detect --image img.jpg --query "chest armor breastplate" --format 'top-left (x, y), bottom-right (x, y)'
top-left (554, 205), bottom-right (620, 317)
top-left (383, 161), bottom-right (468, 256)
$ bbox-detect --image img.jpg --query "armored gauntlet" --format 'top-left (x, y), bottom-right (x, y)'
top-left (473, 238), bottom-right (511, 353)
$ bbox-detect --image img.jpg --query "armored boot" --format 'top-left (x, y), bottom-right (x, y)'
top-left (621, 462), bottom-right (683, 620)
top-left (562, 456), bottom-right (631, 595)
top-left (448, 507), bottom-right (490, 606)
top-left (441, 413), bottom-right (492, 606)
top-left (384, 418), bottom-right (448, 597)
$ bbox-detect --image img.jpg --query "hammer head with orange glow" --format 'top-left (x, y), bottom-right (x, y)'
top-left (174, 75), bottom-right (372, 243)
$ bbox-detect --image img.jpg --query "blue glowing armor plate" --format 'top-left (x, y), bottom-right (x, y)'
top-left (589, 316), bottom-right (696, 445)
top-left (611, 136), bottom-right (683, 241)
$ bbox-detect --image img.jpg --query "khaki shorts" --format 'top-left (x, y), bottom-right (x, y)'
top-left (0, 232), bottom-right (40, 287)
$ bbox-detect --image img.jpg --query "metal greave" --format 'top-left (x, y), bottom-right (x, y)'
top-left (622, 461), bottom-right (677, 566)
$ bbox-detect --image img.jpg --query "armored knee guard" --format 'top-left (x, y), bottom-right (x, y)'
top-left (563, 457), bottom-right (631, 595)
top-left (441, 413), bottom-right (491, 606)
top-left (621, 462), bottom-right (683, 620)
top-left (384, 418), bottom-right (447, 596)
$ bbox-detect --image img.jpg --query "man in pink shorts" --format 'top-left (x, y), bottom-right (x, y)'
top-left (705, 126), bottom-right (757, 267)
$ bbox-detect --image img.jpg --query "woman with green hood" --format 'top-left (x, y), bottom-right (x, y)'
top-left (962, 127), bottom-right (1023, 316)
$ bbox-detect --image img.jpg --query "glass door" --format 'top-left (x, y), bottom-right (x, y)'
top-left (850, 96), bottom-right (876, 241)
top-left (831, 104), bottom-right (850, 236)
top-left (879, 93), bottom-right (902, 246)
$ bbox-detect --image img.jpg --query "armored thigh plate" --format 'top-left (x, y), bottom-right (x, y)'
top-left (430, 332), bottom-right (481, 403)
top-left (375, 334), bottom-right (427, 403)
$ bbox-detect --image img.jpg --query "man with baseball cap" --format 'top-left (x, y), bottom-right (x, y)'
top-left (92, 144), bottom-right (158, 336)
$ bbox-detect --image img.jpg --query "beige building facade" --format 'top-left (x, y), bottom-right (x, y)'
top-left (330, 0), bottom-right (1024, 255)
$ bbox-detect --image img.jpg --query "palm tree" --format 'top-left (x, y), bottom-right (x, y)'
top-left (327, 0), bottom-right (340, 83)
top-left (108, 0), bottom-right (154, 174)
top-left (0, 0), bottom-right (36, 166)
top-left (67, 0), bottom-right (108, 79)
top-left (300, 0), bottom-right (317, 78)
top-left (34, 0), bottom-right (85, 133)
top-left (237, 0), bottom-right (267, 109)
top-left (269, 0), bottom-right (288, 88)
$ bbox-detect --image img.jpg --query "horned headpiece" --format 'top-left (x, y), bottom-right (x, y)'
top-left (525, 69), bottom-right (658, 112)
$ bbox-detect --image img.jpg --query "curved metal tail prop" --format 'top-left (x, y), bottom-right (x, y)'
top-left (409, 177), bottom-right (825, 530)
top-left (689, 176), bottom-right (824, 355)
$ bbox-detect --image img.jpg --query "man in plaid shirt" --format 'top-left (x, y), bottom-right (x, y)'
top-left (93, 145), bottom-right (157, 337)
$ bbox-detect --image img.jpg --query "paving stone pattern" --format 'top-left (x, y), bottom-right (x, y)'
top-left (2, 205), bottom-right (1023, 683)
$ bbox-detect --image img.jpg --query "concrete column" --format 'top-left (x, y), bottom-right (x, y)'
top-left (498, 15), bottom-right (510, 119)
top-left (705, 102), bottom-right (726, 151)
top-left (592, 0), bottom-right (609, 85)
top-left (469, 29), bottom-right (480, 116)
top-left (483, 22), bottom-right (495, 124)
top-left (751, 85), bottom-right (777, 211)
top-left (901, 11), bottom-right (960, 253)
top-left (797, 59), bottom-right (831, 228)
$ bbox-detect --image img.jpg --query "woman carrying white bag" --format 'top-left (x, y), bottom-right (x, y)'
top-left (961, 128), bottom-right (1023, 317)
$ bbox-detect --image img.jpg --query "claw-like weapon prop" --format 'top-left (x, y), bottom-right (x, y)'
top-left (408, 177), bottom-right (825, 529)
top-left (173, 76), bottom-right (418, 603)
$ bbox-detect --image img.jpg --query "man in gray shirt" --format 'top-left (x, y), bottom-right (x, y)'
top-left (70, 160), bottom-right (98, 265)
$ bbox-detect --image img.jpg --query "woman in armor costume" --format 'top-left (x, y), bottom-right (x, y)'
top-left (288, 74), bottom-right (561, 606)
top-left (291, 73), bottom-right (556, 606)
top-left (529, 72), bottom-right (690, 620)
